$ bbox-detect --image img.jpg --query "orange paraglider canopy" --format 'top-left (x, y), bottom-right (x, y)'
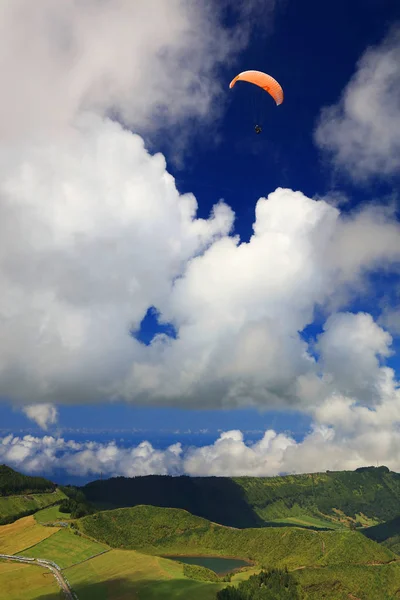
top-left (229, 70), bottom-right (284, 106)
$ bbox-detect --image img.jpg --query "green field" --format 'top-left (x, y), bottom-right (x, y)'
top-left (77, 505), bottom-right (395, 569)
top-left (0, 488), bottom-right (66, 524)
top-left (268, 514), bottom-right (343, 529)
top-left (34, 505), bottom-right (71, 524)
top-left (23, 528), bottom-right (109, 568)
top-left (65, 548), bottom-right (225, 600)
top-left (0, 560), bottom-right (62, 600)
top-left (0, 515), bottom-right (59, 554)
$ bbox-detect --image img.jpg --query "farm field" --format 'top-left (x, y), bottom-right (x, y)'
top-left (23, 528), bottom-right (109, 568)
top-left (34, 505), bottom-right (71, 524)
top-left (0, 515), bottom-right (59, 554)
top-left (0, 560), bottom-right (62, 600)
top-left (65, 548), bottom-right (225, 600)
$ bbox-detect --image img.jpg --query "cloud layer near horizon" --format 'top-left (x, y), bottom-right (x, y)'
top-left (3, 393), bottom-right (400, 479)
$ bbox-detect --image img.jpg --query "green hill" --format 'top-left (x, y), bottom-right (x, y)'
top-left (0, 465), bottom-right (66, 525)
top-left (81, 466), bottom-right (400, 529)
top-left (77, 505), bottom-right (395, 569)
top-left (0, 488), bottom-right (67, 525)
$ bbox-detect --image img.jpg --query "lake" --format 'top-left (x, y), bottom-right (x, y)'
top-left (166, 555), bottom-right (251, 575)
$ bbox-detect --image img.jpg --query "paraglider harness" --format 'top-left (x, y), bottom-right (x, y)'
top-left (255, 124), bottom-right (262, 134)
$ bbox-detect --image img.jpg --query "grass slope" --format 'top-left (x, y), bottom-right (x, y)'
top-left (296, 563), bottom-right (400, 600)
top-left (34, 505), bottom-right (71, 524)
top-left (65, 548), bottom-right (225, 600)
top-left (0, 515), bottom-right (59, 554)
top-left (0, 560), bottom-right (62, 600)
top-left (0, 488), bottom-right (67, 525)
top-left (23, 528), bottom-right (109, 568)
top-left (82, 466), bottom-right (400, 529)
top-left (234, 466), bottom-right (400, 527)
top-left (77, 506), bottom-right (395, 569)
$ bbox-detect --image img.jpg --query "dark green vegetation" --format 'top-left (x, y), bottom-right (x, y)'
top-left (0, 465), bottom-right (55, 496)
top-left (182, 563), bottom-right (221, 582)
top-left (168, 555), bottom-right (250, 575)
top-left (83, 475), bottom-right (262, 527)
top-left (218, 569), bottom-right (303, 599)
top-left (59, 485), bottom-right (95, 518)
top-left (363, 515), bottom-right (400, 555)
top-left (77, 505), bottom-right (395, 568)
top-left (81, 466), bottom-right (400, 530)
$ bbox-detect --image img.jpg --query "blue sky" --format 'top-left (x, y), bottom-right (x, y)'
top-left (0, 0), bottom-right (399, 482)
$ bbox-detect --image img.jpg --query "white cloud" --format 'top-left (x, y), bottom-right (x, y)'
top-left (315, 26), bottom-right (400, 180)
top-left (0, 0), bottom-right (272, 147)
top-left (316, 312), bottom-right (394, 404)
top-left (0, 133), bottom-right (399, 410)
top-left (3, 307), bottom-right (400, 477)
top-left (22, 403), bottom-right (58, 431)
top-left (379, 308), bottom-right (400, 336)
top-left (3, 388), bottom-right (400, 478)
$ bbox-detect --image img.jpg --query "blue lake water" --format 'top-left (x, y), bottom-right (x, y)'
top-left (166, 555), bottom-right (251, 575)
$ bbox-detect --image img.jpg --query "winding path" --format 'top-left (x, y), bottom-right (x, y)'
top-left (0, 553), bottom-right (76, 599)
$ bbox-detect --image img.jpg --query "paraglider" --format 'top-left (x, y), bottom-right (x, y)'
top-left (229, 70), bottom-right (283, 133)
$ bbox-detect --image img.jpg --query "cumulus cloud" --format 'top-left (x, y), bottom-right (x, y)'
top-left (22, 404), bottom-right (58, 431)
top-left (0, 133), bottom-right (399, 409)
top-left (315, 26), bottom-right (400, 180)
top-left (3, 309), bottom-right (400, 476)
top-left (316, 312), bottom-right (394, 404)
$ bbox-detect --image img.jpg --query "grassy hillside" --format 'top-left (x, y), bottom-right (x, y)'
top-left (2, 508), bottom-right (399, 600)
top-left (81, 466), bottom-right (400, 529)
top-left (77, 505), bottom-right (395, 569)
top-left (65, 548), bottom-right (226, 600)
top-left (235, 466), bottom-right (400, 526)
top-left (296, 563), bottom-right (400, 600)
top-left (0, 487), bottom-right (67, 525)
top-left (34, 504), bottom-right (71, 524)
